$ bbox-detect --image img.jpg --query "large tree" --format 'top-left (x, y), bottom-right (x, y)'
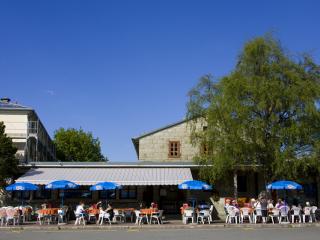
top-left (54, 127), bottom-right (107, 162)
top-left (187, 35), bottom-right (320, 194)
top-left (0, 122), bottom-right (18, 187)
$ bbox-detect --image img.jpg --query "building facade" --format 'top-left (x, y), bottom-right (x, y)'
top-left (0, 97), bottom-right (56, 163)
top-left (13, 118), bottom-right (320, 214)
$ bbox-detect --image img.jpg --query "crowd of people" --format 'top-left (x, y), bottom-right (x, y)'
top-left (224, 197), bottom-right (318, 223)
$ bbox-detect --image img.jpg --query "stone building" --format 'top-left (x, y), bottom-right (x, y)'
top-left (132, 119), bottom-right (205, 162)
top-left (0, 97), bottom-right (56, 163)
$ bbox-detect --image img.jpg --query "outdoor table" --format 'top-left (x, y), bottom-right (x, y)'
top-left (86, 208), bottom-right (100, 223)
top-left (116, 208), bottom-right (135, 222)
top-left (240, 207), bottom-right (253, 214)
top-left (140, 208), bottom-right (158, 224)
top-left (87, 208), bottom-right (100, 215)
top-left (38, 208), bottom-right (59, 224)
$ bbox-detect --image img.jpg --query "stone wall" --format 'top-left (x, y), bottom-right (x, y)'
top-left (138, 120), bottom-right (206, 161)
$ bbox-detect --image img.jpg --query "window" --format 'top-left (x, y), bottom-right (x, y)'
top-left (63, 187), bottom-right (92, 199)
top-left (120, 186), bottom-right (137, 199)
top-left (99, 190), bottom-right (116, 199)
top-left (34, 185), bottom-right (51, 200)
top-left (168, 141), bottom-right (180, 158)
top-left (201, 143), bottom-right (208, 155)
top-left (12, 191), bottom-right (30, 200)
top-left (237, 175), bottom-right (247, 192)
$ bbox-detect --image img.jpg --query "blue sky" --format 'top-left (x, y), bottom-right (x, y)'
top-left (1, 0), bottom-right (320, 162)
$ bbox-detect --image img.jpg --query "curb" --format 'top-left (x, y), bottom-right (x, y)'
top-left (1, 223), bottom-right (320, 231)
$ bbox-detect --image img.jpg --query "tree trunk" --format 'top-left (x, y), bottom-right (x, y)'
top-left (316, 175), bottom-right (320, 207)
top-left (233, 170), bottom-right (238, 200)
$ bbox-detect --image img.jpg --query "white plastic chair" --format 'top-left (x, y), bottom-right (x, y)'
top-left (240, 208), bottom-right (252, 223)
top-left (311, 206), bottom-right (318, 222)
top-left (291, 207), bottom-right (301, 223)
top-left (197, 209), bottom-right (211, 224)
top-left (113, 209), bottom-right (124, 223)
top-left (183, 209), bottom-right (194, 224)
top-left (57, 209), bottom-right (66, 224)
top-left (279, 206), bottom-right (290, 223)
top-left (254, 209), bottom-right (266, 223)
top-left (88, 213), bottom-right (97, 223)
top-left (151, 210), bottom-right (164, 224)
top-left (74, 211), bottom-right (86, 226)
top-left (269, 208), bottom-right (280, 224)
top-left (303, 207), bottom-right (312, 223)
top-left (135, 210), bottom-right (147, 225)
top-left (100, 212), bottom-right (112, 225)
top-left (227, 206), bottom-right (238, 224)
top-left (0, 208), bottom-right (7, 226)
top-left (5, 208), bottom-right (19, 226)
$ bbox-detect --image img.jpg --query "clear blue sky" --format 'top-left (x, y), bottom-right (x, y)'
top-left (1, 0), bottom-right (320, 162)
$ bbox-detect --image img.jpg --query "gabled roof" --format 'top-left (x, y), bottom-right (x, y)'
top-left (0, 100), bottom-right (33, 111)
top-left (131, 119), bottom-right (188, 157)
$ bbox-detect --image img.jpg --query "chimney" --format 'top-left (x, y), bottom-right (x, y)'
top-left (0, 97), bottom-right (11, 103)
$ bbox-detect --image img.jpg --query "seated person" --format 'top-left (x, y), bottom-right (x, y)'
top-left (97, 206), bottom-right (108, 224)
top-left (224, 199), bottom-right (231, 214)
top-left (75, 201), bottom-right (86, 217)
top-left (106, 203), bottom-right (114, 221)
top-left (250, 198), bottom-right (256, 209)
top-left (267, 200), bottom-right (274, 210)
top-left (150, 202), bottom-right (158, 209)
top-left (275, 199), bottom-right (284, 209)
top-left (41, 203), bottom-right (47, 209)
top-left (231, 200), bottom-right (239, 209)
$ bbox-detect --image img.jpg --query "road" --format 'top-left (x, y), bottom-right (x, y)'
top-left (1, 227), bottom-right (320, 240)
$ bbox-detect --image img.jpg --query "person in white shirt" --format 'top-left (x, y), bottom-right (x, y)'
top-left (254, 200), bottom-right (261, 209)
top-left (97, 206), bottom-right (109, 225)
top-left (267, 199), bottom-right (274, 210)
top-left (75, 201), bottom-right (85, 216)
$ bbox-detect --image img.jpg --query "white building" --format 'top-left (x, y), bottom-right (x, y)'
top-left (0, 97), bottom-right (56, 163)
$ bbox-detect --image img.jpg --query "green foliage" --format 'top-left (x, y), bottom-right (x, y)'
top-left (0, 122), bottom-right (18, 187)
top-left (187, 35), bottom-right (320, 183)
top-left (54, 127), bottom-right (107, 162)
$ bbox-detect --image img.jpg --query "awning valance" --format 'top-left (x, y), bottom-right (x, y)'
top-left (15, 167), bottom-right (193, 186)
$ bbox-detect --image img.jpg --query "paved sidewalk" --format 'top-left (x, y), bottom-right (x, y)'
top-left (1, 220), bottom-right (320, 231)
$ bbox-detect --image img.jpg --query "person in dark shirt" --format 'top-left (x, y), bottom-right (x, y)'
top-left (260, 197), bottom-right (268, 222)
top-left (106, 203), bottom-right (114, 221)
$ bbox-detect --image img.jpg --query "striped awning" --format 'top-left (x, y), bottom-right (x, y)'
top-left (15, 167), bottom-right (193, 186)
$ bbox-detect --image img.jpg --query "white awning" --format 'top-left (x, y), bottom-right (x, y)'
top-left (15, 167), bottom-right (193, 186)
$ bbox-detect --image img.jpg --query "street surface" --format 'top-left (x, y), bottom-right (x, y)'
top-left (1, 227), bottom-right (320, 240)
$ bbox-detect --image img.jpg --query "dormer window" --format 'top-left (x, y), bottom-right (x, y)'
top-left (168, 141), bottom-right (180, 158)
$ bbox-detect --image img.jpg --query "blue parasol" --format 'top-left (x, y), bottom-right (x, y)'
top-left (266, 180), bottom-right (302, 207)
top-left (90, 182), bottom-right (122, 205)
top-left (6, 182), bottom-right (39, 191)
top-left (266, 180), bottom-right (302, 190)
top-left (178, 180), bottom-right (213, 190)
top-left (178, 180), bottom-right (212, 207)
top-left (45, 180), bottom-right (79, 207)
top-left (90, 182), bottom-right (122, 191)
top-left (6, 182), bottom-right (39, 205)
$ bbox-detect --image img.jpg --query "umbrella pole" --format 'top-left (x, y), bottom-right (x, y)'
top-left (106, 190), bottom-right (108, 206)
top-left (61, 190), bottom-right (64, 208)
